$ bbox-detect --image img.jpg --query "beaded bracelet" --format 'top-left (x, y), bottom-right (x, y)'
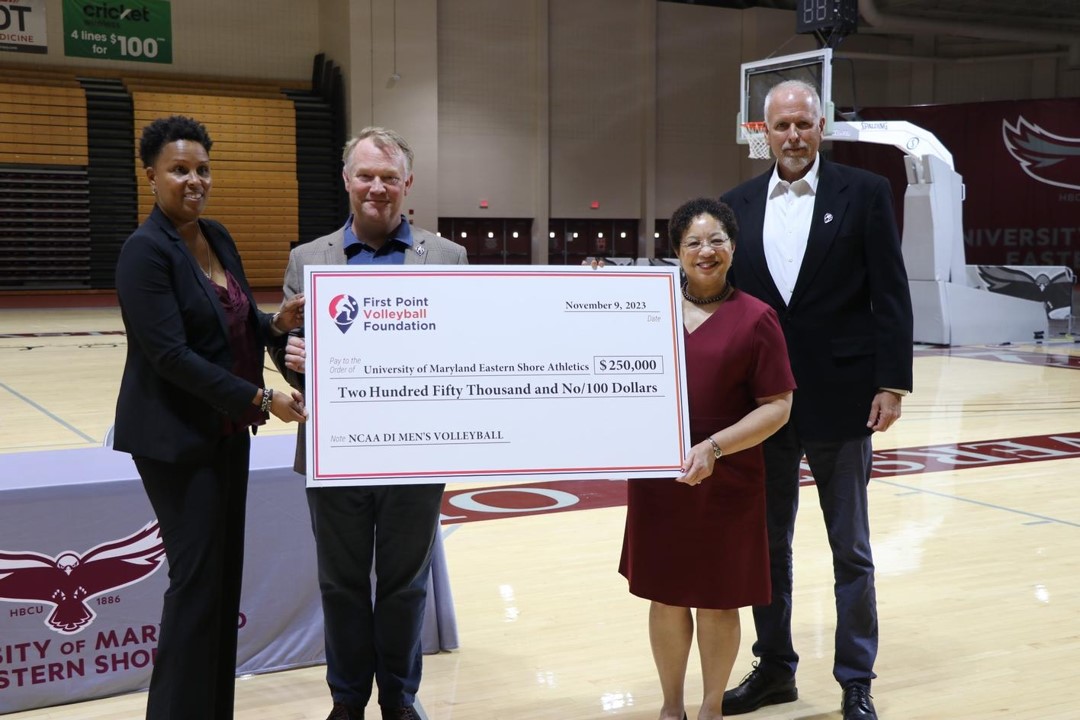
top-left (260, 387), bottom-right (274, 413)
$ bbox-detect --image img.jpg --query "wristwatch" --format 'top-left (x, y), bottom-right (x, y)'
top-left (707, 436), bottom-right (723, 459)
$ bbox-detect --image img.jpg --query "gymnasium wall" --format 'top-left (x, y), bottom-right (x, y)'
top-left (431, 0), bottom-right (1079, 227)
top-left (3, 0), bottom-right (1078, 283)
top-left (0, 65), bottom-right (345, 290)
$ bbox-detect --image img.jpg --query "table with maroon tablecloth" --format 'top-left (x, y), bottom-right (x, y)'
top-left (0, 434), bottom-right (457, 715)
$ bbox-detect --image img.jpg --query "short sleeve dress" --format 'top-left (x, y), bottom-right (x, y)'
top-left (619, 289), bottom-right (795, 609)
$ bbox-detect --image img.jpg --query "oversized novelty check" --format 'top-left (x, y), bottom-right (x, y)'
top-left (303, 265), bottom-right (690, 485)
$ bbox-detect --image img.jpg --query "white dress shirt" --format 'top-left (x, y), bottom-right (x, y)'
top-left (762, 160), bottom-right (909, 397)
top-left (763, 158), bottom-right (820, 305)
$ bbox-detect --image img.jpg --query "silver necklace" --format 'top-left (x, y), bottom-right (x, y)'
top-left (198, 235), bottom-right (213, 280)
top-left (682, 282), bottom-right (733, 305)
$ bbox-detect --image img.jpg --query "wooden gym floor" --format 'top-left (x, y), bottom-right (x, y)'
top-left (1, 297), bottom-right (1079, 720)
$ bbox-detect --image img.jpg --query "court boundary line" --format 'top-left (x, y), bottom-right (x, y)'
top-left (873, 476), bottom-right (1080, 528)
top-left (0, 380), bottom-right (98, 444)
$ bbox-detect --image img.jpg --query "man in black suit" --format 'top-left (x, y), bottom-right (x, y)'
top-left (270, 127), bottom-right (467, 720)
top-left (720, 81), bottom-right (913, 720)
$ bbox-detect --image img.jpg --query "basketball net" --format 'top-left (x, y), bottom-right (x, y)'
top-left (740, 121), bottom-right (770, 160)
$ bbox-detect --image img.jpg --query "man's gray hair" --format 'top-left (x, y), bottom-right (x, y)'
top-left (763, 80), bottom-right (823, 123)
top-left (342, 127), bottom-right (414, 175)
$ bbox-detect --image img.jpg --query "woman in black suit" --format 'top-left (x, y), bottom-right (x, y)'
top-left (113, 115), bottom-right (307, 720)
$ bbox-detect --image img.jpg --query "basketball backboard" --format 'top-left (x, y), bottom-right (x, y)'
top-left (737, 48), bottom-right (834, 144)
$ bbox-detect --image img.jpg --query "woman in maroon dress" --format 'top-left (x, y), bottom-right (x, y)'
top-left (619, 198), bottom-right (795, 720)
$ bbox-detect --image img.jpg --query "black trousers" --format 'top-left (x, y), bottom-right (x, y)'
top-left (135, 431), bottom-right (250, 720)
top-left (307, 483), bottom-right (445, 711)
top-left (751, 422), bottom-right (878, 687)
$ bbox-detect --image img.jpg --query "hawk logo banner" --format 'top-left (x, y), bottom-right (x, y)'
top-left (0, 522), bottom-right (165, 635)
top-left (830, 97), bottom-right (1080, 278)
top-left (1003, 116), bottom-right (1080, 191)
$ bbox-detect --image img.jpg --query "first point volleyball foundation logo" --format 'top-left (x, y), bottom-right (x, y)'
top-left (329, 294), bottom-right (360, 333)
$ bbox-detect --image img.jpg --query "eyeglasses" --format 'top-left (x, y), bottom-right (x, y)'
top-left (681, 238), bottom-right (731, 252)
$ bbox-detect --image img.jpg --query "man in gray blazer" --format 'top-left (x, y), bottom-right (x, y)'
top-left (271, 127), bottom-right (467, 720)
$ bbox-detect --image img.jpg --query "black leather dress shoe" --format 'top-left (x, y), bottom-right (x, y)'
top-left (722, 662), bottom-right (798, 715)
top-left (842, 684), bottom-right (878, 720)
top-left (326, 702), bottom-right (364, 720)
top-left (381, 706), bottom-right (422, 720)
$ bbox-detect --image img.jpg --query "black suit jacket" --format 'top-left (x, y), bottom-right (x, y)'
top-left (722, 157), bottom-right (913, 441)
top-left (113, 205), bottom-right (281, 463)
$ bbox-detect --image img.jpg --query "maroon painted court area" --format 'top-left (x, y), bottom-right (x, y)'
top-left (441, 432), bottom-right (1080, 524)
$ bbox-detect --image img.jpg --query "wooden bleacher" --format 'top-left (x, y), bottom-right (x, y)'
top-left (0, 69), bottom-right (91, 289)
top-left (0, 82), bottom-right (88, 167)
top-left (0, 65), bottom-right (318, 291)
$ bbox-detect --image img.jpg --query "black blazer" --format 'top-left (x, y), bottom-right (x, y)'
top-left (722, 157), bottom-right (913, 442)
top-left (114, 205), bottom-right (281, 463)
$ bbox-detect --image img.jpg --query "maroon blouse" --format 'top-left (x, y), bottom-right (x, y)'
top-left (213, 270), bottom-right (265, 435)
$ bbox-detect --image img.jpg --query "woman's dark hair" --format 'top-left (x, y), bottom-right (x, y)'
top-left (139, 115), bottom-right (213, 168)
top-left (668, 197), bottom-right (739, 255)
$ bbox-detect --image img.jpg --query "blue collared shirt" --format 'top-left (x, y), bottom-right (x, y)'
top-left (342, 215), bottom-right (414, 265)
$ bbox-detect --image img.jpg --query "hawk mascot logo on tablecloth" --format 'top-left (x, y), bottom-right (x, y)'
top-left (0, 522), bottom-right (165, 635)
top-left (1002, 116), bottom-right (1080, 191)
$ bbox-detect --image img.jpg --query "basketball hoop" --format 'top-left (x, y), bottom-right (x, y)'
top-left (740, 121), bottom-right (770, 160)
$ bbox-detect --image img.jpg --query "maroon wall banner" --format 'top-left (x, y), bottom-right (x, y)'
top-left (831, 98), bottom-right (1080, 279)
